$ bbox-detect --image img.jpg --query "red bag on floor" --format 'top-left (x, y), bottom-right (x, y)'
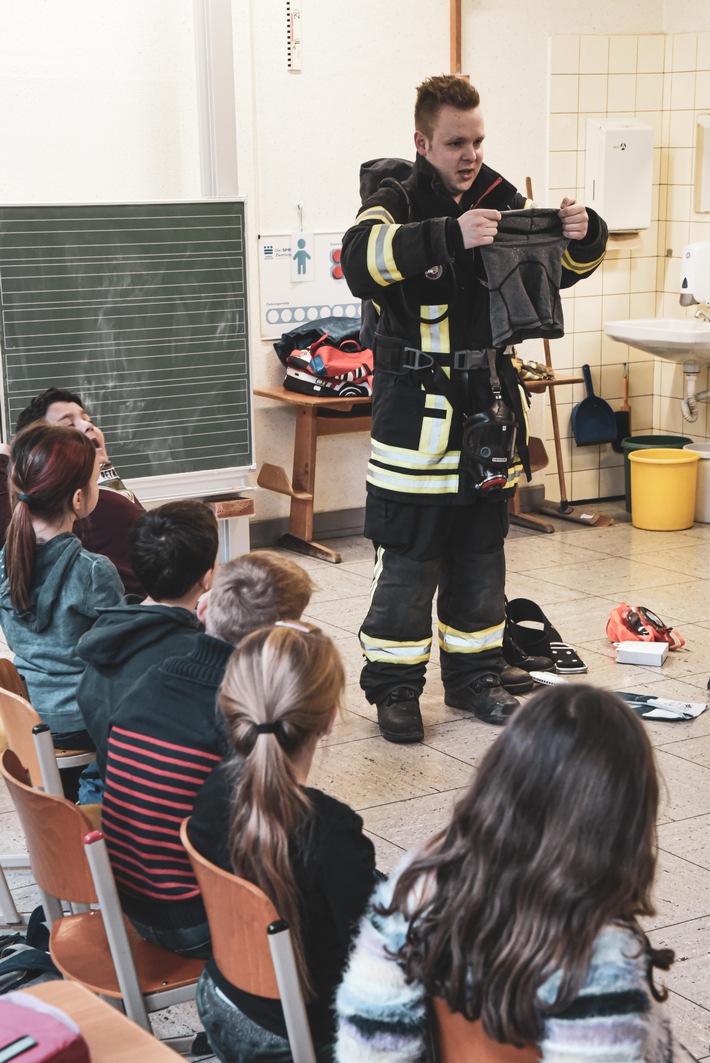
top-left (606, 603), bottom-right (685, 650)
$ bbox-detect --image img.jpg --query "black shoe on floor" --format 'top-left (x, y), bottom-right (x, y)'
top-left (376, 686), bottom-right (424, 743)
top-left (500, 663), bottom-right (534, 694)
top-left (445, 674), bottom-right (519, 725)
top-left (502, 633), bottom-right (555, 673)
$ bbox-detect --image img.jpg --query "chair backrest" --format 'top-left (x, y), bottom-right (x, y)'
top-left (432, 999), bottom-right (540, 1063)
top-left (0, 748), bottom-right (98, 905)
top-left (0, 659), bottom-right (29, 699)
top-left (179, 819), bottom-right (280, 997)
top-left (2, 749), bottom-right (202, 1038)
top-left (0, 688), bottom-right (44, 787)
top-left (180, 819), bottom-right (316, 1063)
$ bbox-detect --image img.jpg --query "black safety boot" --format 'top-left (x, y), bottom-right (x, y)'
top-left (444, 674), bottom-right (519, 725)
top-left (502, 632), bottom-right (555, 673)
top-left (499, 663), bottom-right (534, 694)
top-left (376, 686), bottom-right (424, 743)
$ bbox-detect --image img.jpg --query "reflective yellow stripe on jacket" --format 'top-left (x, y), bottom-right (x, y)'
top-left (365, 222), bottom-right (404, 287)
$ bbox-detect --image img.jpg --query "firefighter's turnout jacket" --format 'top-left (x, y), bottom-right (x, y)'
top-left (341, 155), bottom-right (608, 505)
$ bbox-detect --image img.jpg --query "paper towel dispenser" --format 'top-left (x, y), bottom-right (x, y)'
top-left (584, 118), bottom-right (653, 233)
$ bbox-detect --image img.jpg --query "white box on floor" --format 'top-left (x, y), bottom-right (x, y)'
top-left (616, 641), bottom-right (668, 666)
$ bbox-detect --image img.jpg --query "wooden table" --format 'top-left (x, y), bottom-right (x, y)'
top-left (22, 981), bottom-right (182, 1060)
top-left (254, 387), bottom-right (372, 564)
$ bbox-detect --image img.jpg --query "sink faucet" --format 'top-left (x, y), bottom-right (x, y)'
top-left (695, 308), bottom-right (710, 323)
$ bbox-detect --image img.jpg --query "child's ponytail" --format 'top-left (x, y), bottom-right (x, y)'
top-left (220, 622), bottom-right (345, 998)
top-left (5, 424), bottom-right (97, 609)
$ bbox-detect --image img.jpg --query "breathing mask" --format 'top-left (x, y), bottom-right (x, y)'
top-left (459, 352), bottom-right (518, 494)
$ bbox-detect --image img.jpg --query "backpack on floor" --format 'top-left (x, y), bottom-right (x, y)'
top-left (0, 906), bottom-right (62, 994)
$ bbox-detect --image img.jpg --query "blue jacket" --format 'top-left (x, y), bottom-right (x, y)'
top-left (0, 533), bottom-right (124, 735)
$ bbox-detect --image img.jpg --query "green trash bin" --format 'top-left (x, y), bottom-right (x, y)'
top-left (621, 434), bottom-right (694, 512)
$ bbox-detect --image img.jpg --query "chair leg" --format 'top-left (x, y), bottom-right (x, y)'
top-left (268, 924), bottom-right (317, 1063)
top-left (38, 888), bottom-right (63, 928)
top-left (0, 865), bottom-right (21, 924)
top-left (83, 833), bottom-right (151, 1032)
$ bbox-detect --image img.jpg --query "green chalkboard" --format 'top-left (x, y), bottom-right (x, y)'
top-left (0, 200), bottom-right (252, 482)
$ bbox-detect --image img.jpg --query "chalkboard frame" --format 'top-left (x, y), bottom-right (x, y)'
top-left (0, 198), bottom-right (255, 502)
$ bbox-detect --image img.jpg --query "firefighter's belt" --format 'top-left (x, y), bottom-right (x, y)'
top-left (374, 342), bottom-right (497, 373)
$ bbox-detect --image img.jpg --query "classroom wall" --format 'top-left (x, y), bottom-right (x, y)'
top-left (2, 1), bottom-right (709, 523)
top-left (547, 28), bottom-right (710, 502)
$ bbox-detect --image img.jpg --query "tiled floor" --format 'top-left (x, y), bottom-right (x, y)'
top-left (2, 502), bottom-right (709, 1059)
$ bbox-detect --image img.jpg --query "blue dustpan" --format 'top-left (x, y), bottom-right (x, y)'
top-left (571, 364), bottom-right (617, 446)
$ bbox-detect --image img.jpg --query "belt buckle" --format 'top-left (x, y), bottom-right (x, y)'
top-left (403, 347), bottom-right (434, 371)
top-left (452, 349), bottom-right (485, 371)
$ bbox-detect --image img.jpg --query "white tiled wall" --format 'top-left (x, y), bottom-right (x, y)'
top-left (547, 32), bottom-right (710, 502)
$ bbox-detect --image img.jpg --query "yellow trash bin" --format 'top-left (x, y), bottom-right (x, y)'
top-left (628, 448), bottom-right (700, 530)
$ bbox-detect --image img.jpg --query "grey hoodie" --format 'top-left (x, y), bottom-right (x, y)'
top-left (0, 533), bottom-right (124, 735)
top-left (76, 600), bottom-right (203, 776)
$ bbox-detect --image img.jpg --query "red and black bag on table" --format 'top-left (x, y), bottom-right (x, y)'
top-left (273, 316), bottom-right (373, 399)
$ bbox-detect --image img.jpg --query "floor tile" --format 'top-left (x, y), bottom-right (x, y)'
top-left (422, 717), bottom-right (506, 767)
top-left (648, 916), bottom-right (710, 1011)
top-left (647, 850), bottom-right (710, 930)
top-left (657, 734), bottom-right (710, 768)
top-left (504, 535), bottom-right (610, 571)
top-left (304, 593), bottom-right (372, 635)
top-left (307, 565), bottom-right (373, 604)
top-left (635, 579), bottom-right (710, 625)
top-left (309, 735), bottom-right (474, 810)
top-left (532, 556), bottom-right (695, 597)
top-left (323, 702), bottom-right (380, 745)
top-left (361, 789), bottom-right (466, 861)
top-left (661, 988), bottom-right (710, 1062)
top-left (655, 749), bottom-right (710, 822)
top-left (364, 830), bottom-right (407, 875)
top-left (659, 814), bottom-right (710, 870)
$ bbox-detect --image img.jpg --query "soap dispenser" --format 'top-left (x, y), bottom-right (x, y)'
top-left (679, 243), bottom-right (710, 306)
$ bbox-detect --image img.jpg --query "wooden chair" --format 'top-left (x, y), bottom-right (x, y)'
top-left (0, 687), bottom-right (99, 924)
top-left (0, 658), bottom-right (29, 699)
top-left (180, 819), bottom-right (317, 1063)
top-left (432, 998), bottom-right (540, 1063)
top-left (0, 686), bottom-right (95, 783)
top-left (1, 748), bottom-right (204, 1045)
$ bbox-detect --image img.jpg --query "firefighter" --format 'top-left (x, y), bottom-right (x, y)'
top-left (341, 75), bottom-right (607, 743)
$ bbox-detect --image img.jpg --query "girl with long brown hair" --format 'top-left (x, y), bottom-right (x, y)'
top-left (0, 424), bottom-right (123, 777)
top-left (187, 621), bottom-right (376, 1063)
top-left (336, 685), bottom-right (683, 1062)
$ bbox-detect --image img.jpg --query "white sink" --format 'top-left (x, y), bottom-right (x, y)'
top-left (604, 317), bottom-right (710, 365)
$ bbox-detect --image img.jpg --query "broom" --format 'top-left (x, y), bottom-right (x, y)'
top-left (535, 336), bottom-right (613, 525)
top-left (525, 177), bottom-right (613, 527)
top-left (611, 363), bottom-right (631, 452)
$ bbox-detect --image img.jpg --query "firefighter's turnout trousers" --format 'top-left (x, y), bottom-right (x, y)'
top-left (359, 496), bottom-right (509, 704)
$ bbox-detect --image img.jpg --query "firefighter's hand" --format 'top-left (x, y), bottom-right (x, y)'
top-left (458, 208), bottom-right (501, 248)
top-left (559, 197), bottom-right (589, 241)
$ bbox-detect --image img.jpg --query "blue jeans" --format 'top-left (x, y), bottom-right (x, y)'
top-left (128, 916), bottom-right (211, 960)
top-left (52, 728), bottom-right (100, 804)
top-left (196, 970), bottom-right (333, 1063)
